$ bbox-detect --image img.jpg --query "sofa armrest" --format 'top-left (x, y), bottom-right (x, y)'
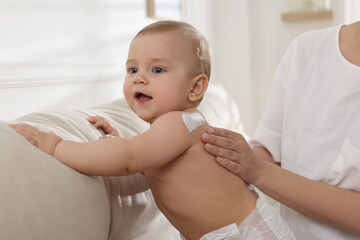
top-left (0, 123), bottom-right (110, 240)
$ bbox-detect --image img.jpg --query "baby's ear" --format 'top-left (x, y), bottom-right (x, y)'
top-left (188, 73), bottom-right (208, 103)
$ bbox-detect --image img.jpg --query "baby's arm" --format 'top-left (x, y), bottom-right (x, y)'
top-left (11, 111), bottom-right (193, 176)
top-left (55, 111), bottom-right (193, 175)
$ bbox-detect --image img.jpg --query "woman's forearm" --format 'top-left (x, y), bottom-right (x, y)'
top-left (257, 160), bottom-right (360, 234)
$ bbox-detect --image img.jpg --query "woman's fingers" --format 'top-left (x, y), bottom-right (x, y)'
top-left (202, 127), bottom-right (245, 151)
top-left (216, 152), bottom-right (259, 184)
top-left (202, 126), bottom-right (261, 184)
top-left (216, 156), bottom-right (244, 176)
top-left (204, 142), bottom-right (240, 161)
top-left (202, 127), bottom-right (247, 161)
top-left (206, 127), bottom-right (245, 141)
top-left (202, 133), bottom-right (234, 150)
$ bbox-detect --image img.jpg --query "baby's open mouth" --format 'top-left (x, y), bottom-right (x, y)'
top-left (135, 92), bottom-right (153, 102)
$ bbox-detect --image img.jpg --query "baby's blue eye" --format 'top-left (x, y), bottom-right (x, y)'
top-left (152, 67), bottom-right (164, 74)
top-left (129, 68), bottom-right (138, 74)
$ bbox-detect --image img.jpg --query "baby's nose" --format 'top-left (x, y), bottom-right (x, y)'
top-left (134, 76), bottom-right (147, 84)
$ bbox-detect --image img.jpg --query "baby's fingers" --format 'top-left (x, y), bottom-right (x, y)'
top-left (9, 123), bottom-right (40, 146)
top-left (88, 116), bottom-right (110, 128)
top-left (9, 123), bottom-right (38, 134)
top-left (88, 116), bottom-right (103, 124)
top-left (103, 134), bottom-right (115, 139)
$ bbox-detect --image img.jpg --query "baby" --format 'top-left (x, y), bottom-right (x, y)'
top-left (11, 21), bottom-right (295, 239)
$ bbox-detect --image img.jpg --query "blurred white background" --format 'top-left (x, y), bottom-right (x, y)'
top-left (1, 0), bottom-right (359, 136)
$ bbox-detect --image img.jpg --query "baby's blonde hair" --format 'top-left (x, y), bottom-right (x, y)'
top-left (134, 21), bottom-right (211, 81)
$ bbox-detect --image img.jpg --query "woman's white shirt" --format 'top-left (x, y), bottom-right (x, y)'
top-left (250, 25), bottom-right (360, 239)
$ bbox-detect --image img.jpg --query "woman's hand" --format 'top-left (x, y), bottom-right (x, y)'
top-left (201, 126), bottom-right (263, 184)
top-left (9, 123), bottom-right (62, 156)
top-left (88, 116), bottom-right (123, 138)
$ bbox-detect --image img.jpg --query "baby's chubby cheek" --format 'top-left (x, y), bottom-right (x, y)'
top-left (122, 85), bottom-right (132, 102)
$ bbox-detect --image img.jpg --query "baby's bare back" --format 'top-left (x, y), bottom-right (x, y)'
top-left (144, 131), bottom-right (257, 240)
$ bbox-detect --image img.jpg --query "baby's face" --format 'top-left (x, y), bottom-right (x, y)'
top-left (123, 30), bottom-right (197, 123)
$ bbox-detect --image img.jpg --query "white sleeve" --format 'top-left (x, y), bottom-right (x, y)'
top-left (250, 73), bottom-right (285, 163)
top-left (249, 38), bottom-right (298, 163)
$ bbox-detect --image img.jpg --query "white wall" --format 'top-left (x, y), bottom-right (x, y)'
top-left (184, 0), bottom-right (349, 136)
top-left (211, 0), bottom-right (253, 134)
top-left (0, 0), bottom-right (153, 120)
top-left (249, 0), bottom-right (345, 135)
top-left (183, 0), bottom-right (253, 133)
top-left (344, 0), bottom-right (360, 24)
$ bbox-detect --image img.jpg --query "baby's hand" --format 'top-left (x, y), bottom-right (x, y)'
top-left (9, 123), bottom-right (62, 156)
top-left (88, 116), bottom-right (123, 138)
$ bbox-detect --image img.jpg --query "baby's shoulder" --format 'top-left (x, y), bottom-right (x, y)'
top-left (181, 111), bottom-right (207, 133)
top-left (153, 110), bottom-right (208, 134)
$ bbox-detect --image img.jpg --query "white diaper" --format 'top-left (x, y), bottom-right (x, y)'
top-left (199, 224), bottom-right (241, 240)
top-left (236, 185), bottom-right (296, 239)
top-left (190, 186), bottom-right (296, 240)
